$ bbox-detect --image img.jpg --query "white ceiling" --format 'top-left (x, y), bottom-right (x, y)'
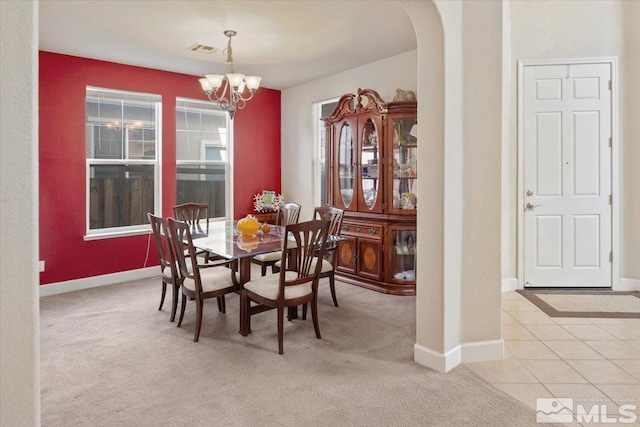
top-left (39, 1), bottom-right (417, 90)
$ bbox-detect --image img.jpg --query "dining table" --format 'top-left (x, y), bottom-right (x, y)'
top-left (190, 219), bottom-right (343, 336)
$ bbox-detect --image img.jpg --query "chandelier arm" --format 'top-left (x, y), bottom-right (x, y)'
top-left (235, 97), bottom-right (247, 110)
top-left (236, 90), bottom-right (257, 103)
top-left (209, 80), bottom-right (230, 103)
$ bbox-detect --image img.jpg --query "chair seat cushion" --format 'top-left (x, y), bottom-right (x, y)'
top-left (244, 271), bottom-right (312, 301)
top-left (183, 266), bottom-right (234, 293)
top-left (253, 251), bottom-right (283, 263)
top-left (312, 258), bottom-right (334, 273)
top-left (162, 258), bottom-right (192, 278)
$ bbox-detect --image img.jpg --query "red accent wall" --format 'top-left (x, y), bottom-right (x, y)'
top-left (39, 52), bottom-right (281, 285)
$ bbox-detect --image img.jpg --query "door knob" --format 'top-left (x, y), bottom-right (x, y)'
top-left (525, 202), bottom-right (542, 210)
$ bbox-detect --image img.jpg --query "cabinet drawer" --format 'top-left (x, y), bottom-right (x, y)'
top-left (340, 221), bottom-right (384, 240)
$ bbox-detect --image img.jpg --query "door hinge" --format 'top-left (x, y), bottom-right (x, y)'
top-left (383, 202), bottom-right (387, 210)
top-left (608, 80), bottom-right (612, 91)
top-left (609, 137), bottom-right (612, 148)
top-left (609, 194), bottom-right (613, 205)
top-left (609, 251), bottom-right (613, 263)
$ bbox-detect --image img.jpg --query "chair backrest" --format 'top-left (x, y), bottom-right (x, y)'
top-left (313, 206), bottom-right (344, 264)
top-left (173, 203), bottom-right (209, 236)
top-left (166, 218), bottom-right (200, 291)
top-left (279, 219), bottom-right (330, 290)
top-left (147, 213), bottom-right (177, 280)
top-left (313, 206), bottom-right (344, 237)
top-left (276, 203), bottom-right (301, 227)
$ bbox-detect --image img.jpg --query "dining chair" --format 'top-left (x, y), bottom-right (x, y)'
top-left (173, 202), bottom-right (209, 235)
top-left (167, 217), bottom-right (237, 342)
top-left (241, 219), bottom-right (330, 354)
top-left (301, 206), bottom-right (344, 319)
top-left (147, 213), bottom-right (182, 322)
top-left (251, 202), bottom-right (301, 276)
top-left (173, 202), bottom-right (221, 263)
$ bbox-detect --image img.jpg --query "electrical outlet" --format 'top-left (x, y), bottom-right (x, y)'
top-left (39, 260), bottom-right (45, 272)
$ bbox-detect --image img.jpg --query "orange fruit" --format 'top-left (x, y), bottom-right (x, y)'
top-left (261, 223), bottom-right (271, 234)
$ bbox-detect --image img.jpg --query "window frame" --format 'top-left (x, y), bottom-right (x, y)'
top-left (84, 86), bottom-right (162, 240)
top-left (175, 97), bottom-right (233, 221)
top-left (313, 97), bottom-right (340, 207)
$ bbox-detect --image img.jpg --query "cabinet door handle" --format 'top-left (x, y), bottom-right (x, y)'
top-left (368, 228), bottom-right (377, 235)
top-left (341, 225), bottom-right (348, 231)
top-left (355, 227), bottom-right (361, 232)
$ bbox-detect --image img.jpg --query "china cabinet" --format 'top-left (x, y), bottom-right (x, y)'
top-left (324, 88), bottom-right (417, 295)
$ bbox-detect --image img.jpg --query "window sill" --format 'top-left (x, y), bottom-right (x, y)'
top-left (84, 228), bottom-right (151, 241)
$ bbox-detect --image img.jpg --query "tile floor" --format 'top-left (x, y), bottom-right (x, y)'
top-left (467, 291), bottom-right (640, 426)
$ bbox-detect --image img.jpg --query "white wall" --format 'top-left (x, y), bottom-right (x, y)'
top-left (622, 0), bottom-right (640, 281)
top-left (280, 50), bottom-right (417, 220)
top-left (459, 0), bottom-right (503, 344)
top-left (504, 0), bottom-right (640, 283)
top-left (0, 1), bottom-right (41, 425)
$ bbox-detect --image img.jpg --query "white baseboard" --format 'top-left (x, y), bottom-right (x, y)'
top-left (414, 338), bottom-right (504, 373)
top-left (40, 267), bottom-right (158, 297)
top-left (414, 343), bottom-right (461, 373)
top-left (501, 278), bottom-right (518, 292)
top-left (461, 339), bottom-right (504, 364)
top-left (616, 278), bottom-right (640, 291)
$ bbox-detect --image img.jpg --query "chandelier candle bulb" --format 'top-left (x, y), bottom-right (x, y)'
top-left (199, 78), bottom-right (212, 91)
top-left (245, 76), bottom-right (262, 91)
top-left (226, 73), bottom-right (245, 90)
top-left (205, 74), bottom-right (225, 90)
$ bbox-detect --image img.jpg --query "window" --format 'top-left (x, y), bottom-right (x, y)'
top-left (314, 98), bottom-right (339, 207)
top-left (175, 98), bottom-right (232, 220)
top-left (85, 87), bottom-right (161, 238)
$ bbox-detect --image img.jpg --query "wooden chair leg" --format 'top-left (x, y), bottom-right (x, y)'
top-left (217, 296), bottom-right (223, 312)
top-left (220, 295), bottom-right (226, 313)
top-left (329, 275), bottom-right (339, 307)
top-left (194, 299), bottom-right (203, 342)
top-left (159, 281), bottom-right (167, 310)
top-left (271, 263), bottom-right (277, 274)
top-left (302, 303), bottom-right (308, 320)
top-left (311, 296), bottom-right (321, 339)
top-left (261, 264), bottom-right (267, 276)
top-left (177, 294), bottom-right (187, 327)
top-left (277, 306), bottom-right (284, 355)
top-left (170, 284), bottom-right (179, 322)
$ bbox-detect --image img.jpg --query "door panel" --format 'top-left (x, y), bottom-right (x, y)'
top-left (523, 62), bottom-right (612, 287)
top-left (357, 239), bottom-right (382, 280)
top-left (536, 112), bottom-right (562, 196)
top-left (337, 237), bottom-right (357, 274)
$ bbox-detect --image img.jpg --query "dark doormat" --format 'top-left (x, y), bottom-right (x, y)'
top-left (516, 290), bottom-right (640, 318)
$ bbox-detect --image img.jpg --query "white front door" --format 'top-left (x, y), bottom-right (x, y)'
top-left (523, 62), bottom-right (612, 288)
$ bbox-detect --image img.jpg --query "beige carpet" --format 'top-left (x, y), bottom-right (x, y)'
top-left (41, 272), bottom-right (556, 426)
top-left (517, 290), bottom-right (640, 318)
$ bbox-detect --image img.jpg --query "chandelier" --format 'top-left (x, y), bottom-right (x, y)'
top-left (199, 30), bottom-right (262, 119)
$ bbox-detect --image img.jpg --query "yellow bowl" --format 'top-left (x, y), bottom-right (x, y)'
top-left (237, 215), bottom-right (260, 236)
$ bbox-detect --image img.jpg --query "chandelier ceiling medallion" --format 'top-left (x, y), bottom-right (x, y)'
top-left (199, 30), bottom-right (261, 119)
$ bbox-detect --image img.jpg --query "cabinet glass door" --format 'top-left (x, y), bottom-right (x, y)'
top-left (360, 117), bottom-right (380, 210)
top-left (337, 122), bottom-right (354, 208)
top-left (391, 118), bottom-right (417, 212)
top-left (390, 228), bottom-right (416, 282)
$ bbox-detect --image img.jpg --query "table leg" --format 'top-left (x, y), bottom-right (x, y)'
top-left (236, 257), bottom-right (252, 335)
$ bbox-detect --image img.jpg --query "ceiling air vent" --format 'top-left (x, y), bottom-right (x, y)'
top-left (188, 43), bottom-right (219, 54)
